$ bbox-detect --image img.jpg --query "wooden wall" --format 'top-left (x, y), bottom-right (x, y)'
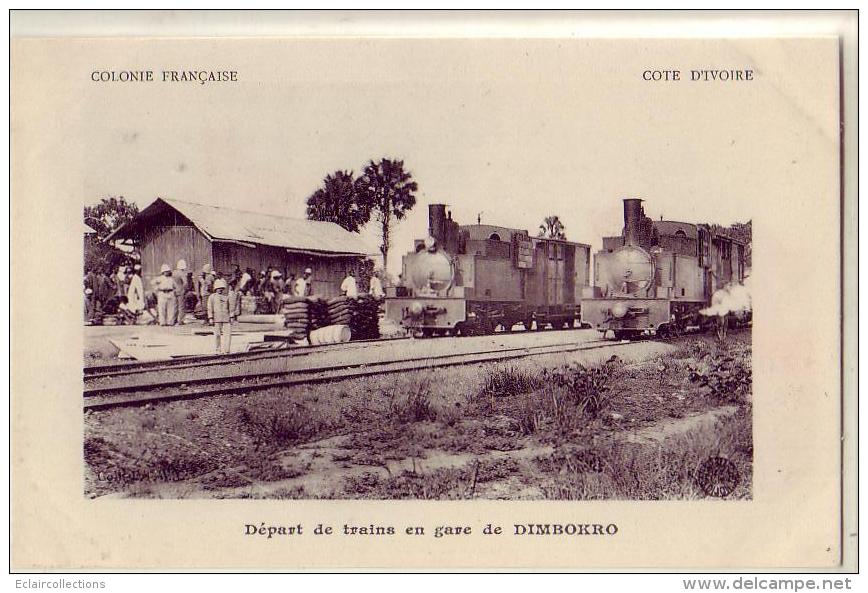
top-left (137, 224), bottom-right (363, 297)
top-left (139, 225), bottom-right (212, 288)
top-left (213, 242), bottom-right (363, 298)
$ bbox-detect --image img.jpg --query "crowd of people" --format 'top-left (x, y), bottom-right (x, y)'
top-left (84, 261), bottom-right (388, 327)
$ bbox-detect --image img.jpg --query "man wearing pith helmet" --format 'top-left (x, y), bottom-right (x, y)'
top-left (154, 263), bottom-right (176, 326)
top-left (294, 267), bottom-right (313, 297)
top-left (173, 259), bottom-right (189, 325)
top-left (207, 278), bottom-right (237, 354)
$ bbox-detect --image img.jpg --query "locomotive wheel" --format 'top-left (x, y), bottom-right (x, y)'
top-left (479, 317), bottom-right (495, 335)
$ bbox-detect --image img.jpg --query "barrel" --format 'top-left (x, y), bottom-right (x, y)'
top-left (308, 324), bottom-right (351, 345)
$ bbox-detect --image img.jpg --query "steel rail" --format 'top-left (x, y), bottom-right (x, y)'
top-left (83, 324), bottom-right (593, 379)
top-left (83, 339), bottom-right (641, 411)
top-left (83, 336), bottom-right (397, 380)
top-left (84, 337), bottom-right (613, 396)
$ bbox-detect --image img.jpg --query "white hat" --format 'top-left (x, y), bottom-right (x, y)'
top-left (213, 278), bottom-right (227, 289)
top-left (202, 263), bottom-right (212, 273)
top-left (271, 270), bottom-right (282, 279)
top-left (134, 264), bottom-right (142, 271)
top-left (177, 259), bottom-right (187, 270)
top-left (160, 264), bottom-right (171, 273)
top-left (304, 268), bottom-right (312, 275)
top-left (84, 288), bottom-right (93, 295)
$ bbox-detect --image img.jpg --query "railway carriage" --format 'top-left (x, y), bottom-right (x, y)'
top-left (581, 198), bottom-right (747, 339)
top-left (384, 204), bottom-right (591, 336)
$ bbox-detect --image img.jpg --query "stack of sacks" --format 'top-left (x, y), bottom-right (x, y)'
top-left (326, 296), bottom-right (352, 326)
top-left (308, 298), bottom-right (330, 331)
top-left (240, 295), bottom-right (258, 315)
top-left (348, 295), bottom-right (381, 340)
top-left (279, 295), bottom-right (310, 337)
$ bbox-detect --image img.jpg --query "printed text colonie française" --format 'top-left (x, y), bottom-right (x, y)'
top-left (91, 70), bottom-right (238, 85)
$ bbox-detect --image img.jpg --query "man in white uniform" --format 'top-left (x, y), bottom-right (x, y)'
top-left (340, 269), bottom-right (358, 298)
top-left (294, 267), bottom-right (313, 297)
top-left (154, 264), bottom-right (176, 326)
top-left (368, 271), bottom-right (385, 299)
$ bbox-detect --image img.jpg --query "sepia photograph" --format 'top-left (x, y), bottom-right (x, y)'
top-left (11, 10), bottom-right (854, 571)
top-left (79, 53), bottom-right (753, 503)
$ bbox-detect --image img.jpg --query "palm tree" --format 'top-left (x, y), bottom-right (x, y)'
top-left (306, 170), bottom-right (371, 233)
top-left (355, 158), bottom-right (418, 270)
top-left (538, 215), bottom-right (567, 240)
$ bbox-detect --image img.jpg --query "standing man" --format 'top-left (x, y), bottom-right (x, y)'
top-left (369, 270), bottom-right (385, 299)
top-left (207, 278), bottom-right (236, 354)
top-left (294, 267), bottom-right (313, 297)
top-left (195, 263), bottom-right (215, 318)
top-left (238, 267), bottom-right (253, 295)
top-left (173, 259), bottom-right (189, 325)
top-left (340, 269), bottom-right (358, 298)
top-left (154, 264), bottom-right (176, 326)
top-left (126, 264), bottom-right (145, 319)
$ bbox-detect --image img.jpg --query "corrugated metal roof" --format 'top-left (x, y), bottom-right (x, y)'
top-left (111, 197), bottom-right (377, 256)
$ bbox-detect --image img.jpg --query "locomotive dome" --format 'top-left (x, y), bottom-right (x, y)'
top-left (609, 244), bottom-right (655, 294)
top-left (406, 248), bottom-right (454, 292)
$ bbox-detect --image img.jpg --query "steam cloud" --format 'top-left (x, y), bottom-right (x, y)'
top-left (701, 276), bottom-right (752, 317)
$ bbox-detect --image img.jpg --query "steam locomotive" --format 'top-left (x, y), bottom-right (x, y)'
top-left (581, 198), bottom-right (747, 339)
top-left (384, 204), bottom-right (591, 336)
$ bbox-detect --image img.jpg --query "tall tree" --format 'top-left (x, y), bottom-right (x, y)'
top-left (305, 170), bottom-right (371, 233)
top-left (83, 195), bottom-right (139, 240)
top-left (538, 215), bottom-right (567, 240)
top-left (83, 196), bottom-right (139, 273)
top-left (355, 158), bottom-right (418, 270)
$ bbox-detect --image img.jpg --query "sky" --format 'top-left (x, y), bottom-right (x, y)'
top-left (59, 37), bottom-right (838, 274)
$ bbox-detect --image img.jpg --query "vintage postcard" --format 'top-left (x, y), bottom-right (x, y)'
top-left (9, 11), bottom-right (857, 571)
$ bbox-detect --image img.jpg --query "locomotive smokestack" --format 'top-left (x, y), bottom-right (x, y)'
top-left (623, 198), bottom-right (644, 246)
top-left (429, 204), bottom-right (448, 245)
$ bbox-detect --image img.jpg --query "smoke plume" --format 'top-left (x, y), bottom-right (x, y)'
top-left (701, 276), bottom-right (752, 317)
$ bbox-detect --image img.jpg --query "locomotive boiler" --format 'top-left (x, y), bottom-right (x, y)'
top-left (384, 204), bottom-right (591, 336)
top-left (582, 198), bottom-right (747, 339)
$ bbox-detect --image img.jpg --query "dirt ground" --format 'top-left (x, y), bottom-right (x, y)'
top-left (84, 330), bottom-right (752, 500)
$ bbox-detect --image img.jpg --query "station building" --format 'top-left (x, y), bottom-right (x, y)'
top-left (106, 197), bottom-right (375, 297)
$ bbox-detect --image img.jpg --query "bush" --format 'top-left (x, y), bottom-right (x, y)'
top-left (235, 402), bottom-right (324, 446)
top-left (387, 378), bottom-right (436, 423)
top-left (479, 365), bottom-right (544, 398)
top-left (687, 351), bottom-right (752, 404)
top-left (542, 361), bottom-right (616, 420)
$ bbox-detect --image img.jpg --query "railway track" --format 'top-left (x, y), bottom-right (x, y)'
top-left (83, 338), bottom-right (643, 411)
top-left (82, 322), bottom-right (604, 382)
top-left (83, 336), bottom-right (394, 380)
